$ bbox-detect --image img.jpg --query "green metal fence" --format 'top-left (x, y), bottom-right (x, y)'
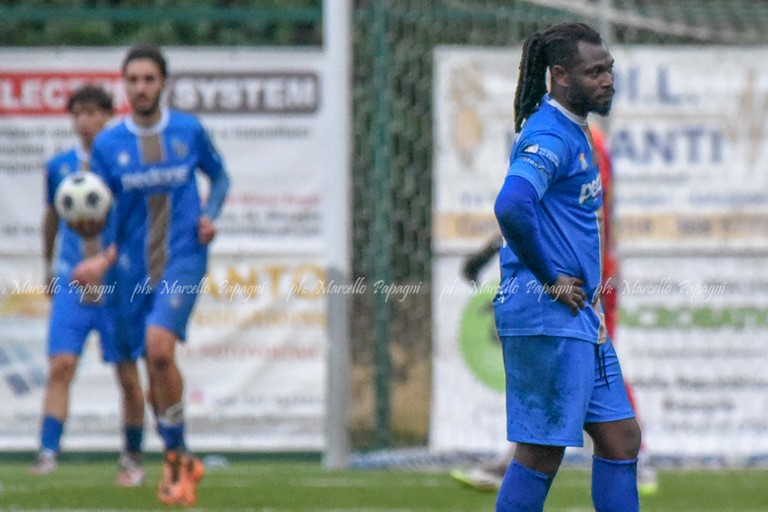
top-left (349, 0), bottom-right (768, 449)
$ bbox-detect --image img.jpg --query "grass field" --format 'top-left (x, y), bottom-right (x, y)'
top-left (2, 455), bottom-right (768, 511)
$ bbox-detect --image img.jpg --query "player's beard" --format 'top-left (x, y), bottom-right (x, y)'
top-left (592, 98), bottom-right (613, 116)
top-left (132, 95), bottom-right (161, 118)
top-left (588, 87), bottom-right (614, 116)
top-left (568, 81), bottom-right (614, 117)
top-left (575, 92), bottom-right (613, 117)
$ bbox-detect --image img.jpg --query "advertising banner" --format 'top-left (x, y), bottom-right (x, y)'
top-left (432, 46), bottom-right (768, 461)
top-left (0, 48), bottom-right (334, 451)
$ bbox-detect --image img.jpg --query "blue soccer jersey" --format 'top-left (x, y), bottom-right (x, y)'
top-left (45, 148), bottom-right (137, 362)
top-left (46, 147), bottom-right (103, 281)
top-left (90, 108), bottom-right (228, 340)
top-left (494, 97), bottom-right (604, 343)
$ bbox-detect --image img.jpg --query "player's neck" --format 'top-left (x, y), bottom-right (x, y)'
top-left (547, 96), bottom-right (588, 127)
top-left (548, 89), bottom-right (587, 118)
top-left (131, 108), bottom-right (162, 129)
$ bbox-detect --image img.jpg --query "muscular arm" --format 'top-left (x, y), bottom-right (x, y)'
top-left (494, 175), bottom-right (559, 286)
top-left (494, 175), bottom-right (586, 314)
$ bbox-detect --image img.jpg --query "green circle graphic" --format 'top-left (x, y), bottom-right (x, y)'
top-left (458, 282), bottom-right (505, 392)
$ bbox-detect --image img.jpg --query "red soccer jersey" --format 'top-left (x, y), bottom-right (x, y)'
top-left (591, 125), bottom-right (618, 339)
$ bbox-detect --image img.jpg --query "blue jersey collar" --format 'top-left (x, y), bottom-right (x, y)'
top-left (545, 95), bottom-right (589, 128)
top-left (125, 108), bottom-right (170, 136)
top-left (74, 142), bottom-right (89, 169)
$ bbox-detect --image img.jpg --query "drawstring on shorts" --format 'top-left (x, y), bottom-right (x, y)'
top-left (595, 344), bottom-right (609, 389)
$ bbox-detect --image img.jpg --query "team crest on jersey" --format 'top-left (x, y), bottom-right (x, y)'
top-left (58, 163), bottom-right (72, 178)
top-left (172, 138), bottom-right (189, 159)
top-left (579, 152), bottom-right (589, 170)
top-left (118, 151), bottom-right (131, 167)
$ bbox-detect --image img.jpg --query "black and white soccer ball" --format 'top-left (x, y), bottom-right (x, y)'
top-left (54, 171), bottom-right (112, 224)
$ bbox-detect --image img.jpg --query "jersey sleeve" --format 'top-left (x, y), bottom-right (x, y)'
top-left (506, 131), bottom-right (568, 199)
top-left (45, 160), bottom-right (57, 206)
top-left (194, 121), bottom-right (230, 219)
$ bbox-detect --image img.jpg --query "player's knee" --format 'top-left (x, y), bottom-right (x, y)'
top-left (145, 341), bottom-right (175, 374)
top-left (612, 422), bottom-right (642, 460)
top-left (49, 357), bottom-right (77, 383)
top-left (514, 443), bottom-right (565, 475)
top-left (146, 353), bottom-right (174, 375)
top-left (589, 419), bottom-right (641, 460)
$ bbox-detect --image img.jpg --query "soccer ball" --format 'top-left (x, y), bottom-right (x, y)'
top-left (54, 171), bottom-right (113, 224)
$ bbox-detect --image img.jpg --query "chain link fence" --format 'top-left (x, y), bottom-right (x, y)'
top-left (347, 0), bottom-right (768, 449)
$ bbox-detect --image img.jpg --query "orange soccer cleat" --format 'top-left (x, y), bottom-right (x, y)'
top-left (157, 451), bottom-right (205, 507)
top-left (179, 453), bottom-right (205, 506)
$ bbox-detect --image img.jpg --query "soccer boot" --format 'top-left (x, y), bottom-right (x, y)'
top-left (450, 466), bottom-right (503, 492)
top-left (157, 451), bottom-right (185, 505)
top-left (29, 450), bottom-right (58, 475)
top-left (115, 452), bottom-right (145, 487)
top-left (177, 453), bottom-right (205, 506)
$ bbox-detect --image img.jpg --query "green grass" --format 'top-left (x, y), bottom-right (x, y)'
top-left (1, 457), bottom-right (768, 511)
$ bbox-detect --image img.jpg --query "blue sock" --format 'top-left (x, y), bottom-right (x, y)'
top-left (40, 415), bottom-right (63, 453)
top-left (156, 422), bottom-right (185, 451)
top-left (496, 460), bottom-right (555, 512)
top-left (156, 402), bottom-right (186, 452)
top-left (124, 425), bottom-right (144, 454)
top-left (591, 456), bottom-right (639, 512)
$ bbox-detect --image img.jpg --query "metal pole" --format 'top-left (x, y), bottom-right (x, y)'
top-left (322, 0), bottom-right (353, 470)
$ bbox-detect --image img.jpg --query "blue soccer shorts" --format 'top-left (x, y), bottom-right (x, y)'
top-left (500, 335), bottom-right (635, 447)
top-left (47, 287), bottom-right (141, 363)
top-left (145, 252), bottom-right (207, 342)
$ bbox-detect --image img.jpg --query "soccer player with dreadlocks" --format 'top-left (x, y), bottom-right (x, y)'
top-left (492, 23), bottom-right (641, 511)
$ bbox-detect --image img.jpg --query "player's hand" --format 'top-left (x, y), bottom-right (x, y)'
top-left (71, 245), bottom-right (116, 286)
top-left (68, 217), bottom-right (107, 239)
top-left (198, 215), bottom-right (216, 245)
top-left (545, 275), bottom-right (587, 315)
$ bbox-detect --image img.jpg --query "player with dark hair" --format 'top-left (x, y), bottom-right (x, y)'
top-left (33, 84), bottom-right (146, 487)
top-left (452, 124), bottom-right (657, 496)
top-left (73, 44), bottom-right (230, 506)
top-left (493, 23), bottom-right (641, 511)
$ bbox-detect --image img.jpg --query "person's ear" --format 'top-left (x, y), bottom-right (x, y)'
top-left (550, 64), bottom-right (570, 89)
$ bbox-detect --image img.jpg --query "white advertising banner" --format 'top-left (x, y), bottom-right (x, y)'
top-left (0, 48), bottom-right (335, 451)
top-left (432, 46), bottom-right (768, 461)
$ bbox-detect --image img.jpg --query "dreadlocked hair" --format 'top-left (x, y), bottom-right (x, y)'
top-left (513, 22), bottom-right (602, 133)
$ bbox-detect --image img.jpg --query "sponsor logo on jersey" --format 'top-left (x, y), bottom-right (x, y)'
top-left (579, 174), bottom-right (602, 204)
top-left (523, 144), bottom-right (539, 154)
top-left (120, 164), bottom-right (190, 191)
top-left (519, 156), bottom-right (547, 173)
top-left (522, 144), bottom-right (560, 166)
